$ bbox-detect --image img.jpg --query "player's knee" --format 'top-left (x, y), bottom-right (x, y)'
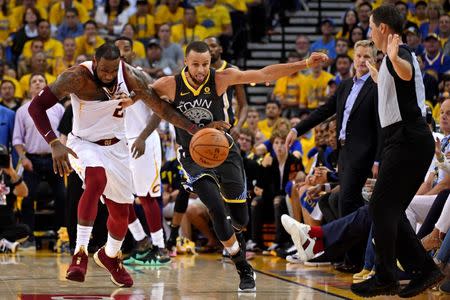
top-left (232, 214), bottom-right (248, 231)
top-left (85, 167), bottom-right (107, 192)
top-left (106, 200), bottom-right (129, 221)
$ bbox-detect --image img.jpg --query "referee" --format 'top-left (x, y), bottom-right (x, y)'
top-left (350, 5), bottom-right (444, 298)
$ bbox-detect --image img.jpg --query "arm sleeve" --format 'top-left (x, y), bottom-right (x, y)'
top-left (27, 86), bottom-right (60, 143)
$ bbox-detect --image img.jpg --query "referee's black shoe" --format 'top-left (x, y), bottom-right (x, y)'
top-left (351, 276), bottom-right (400, 297)
top-left (399, 268), bottom-right (444, 298)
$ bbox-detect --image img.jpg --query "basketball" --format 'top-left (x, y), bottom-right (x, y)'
top-left (189, 128), bottom-right (230, 168)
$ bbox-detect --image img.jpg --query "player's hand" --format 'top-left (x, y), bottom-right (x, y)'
top-left (230, 126), bottom-right (241, 141)
top-left (205, 121), bottom-right (231, 132)
top-left (306, 52), bottom-right (329, 68)
top-left (285, 129), bottom-right (298, 148)
top-left (306, 184), bottom-right (322, 199)
top-left (387, 34), bottom-right (400, 63)
top-left (114, 92), bottom-right (135, 109)
top-left (50, 140), bottom-right (78, 177)
top-left (366, 61), bottom-right (379, 84)
top-left (131, 137), bottom-right (146, 159)
top-left (21, 157), bottom-right (33, 172)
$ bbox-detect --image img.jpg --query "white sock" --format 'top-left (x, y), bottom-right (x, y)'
top-left (151, 229), bottom-right (165, 249)
top-left (105, 233), bottom-right (124, 257)
top-left (128, 219), bottom-right (147, 242)
top-left (75, 225), bottom-right (92, 254)
top-left (226, 240), bottom-right (240, 256)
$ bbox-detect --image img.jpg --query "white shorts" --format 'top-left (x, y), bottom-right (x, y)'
top-left (127, 131), bottom-right (162, 197)
top-left (67, 134), bottom-right (134, 204)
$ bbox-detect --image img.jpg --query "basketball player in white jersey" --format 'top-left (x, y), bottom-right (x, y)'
top-left (114, 37), bottom-right (170, 264)
top-left (28, 43), bottom-right (223, 287)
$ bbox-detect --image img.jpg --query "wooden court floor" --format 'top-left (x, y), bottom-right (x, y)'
top-left (0, 252), bottom-right (447, 300)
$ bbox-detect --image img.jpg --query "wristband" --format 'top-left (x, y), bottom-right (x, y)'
top-left (49, 138), bottom-right (60, 146)
top-left (306, 58), bottom-right (310, 68)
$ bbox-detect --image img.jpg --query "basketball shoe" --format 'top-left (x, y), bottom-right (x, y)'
top-left (94, 247), bottom-right (133, 287)
top-left (124, 245), bottom-right (170, 266)
top-left (66, 246), bottom-right (88, 282)
top-left (231, 248), bottom-right (256, 292)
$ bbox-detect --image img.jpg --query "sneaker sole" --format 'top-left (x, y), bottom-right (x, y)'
top-left (93, 251), bottom-right (132, 288)
top-left (65, 270), bottom-right (85, 282)
top-left (399, 272), bottom-right (445, 298)
top-left (238, 272), bottom-right (256, 292)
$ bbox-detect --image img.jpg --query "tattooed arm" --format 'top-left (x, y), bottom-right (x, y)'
top-left (125, 65), bottom-right (199, 134)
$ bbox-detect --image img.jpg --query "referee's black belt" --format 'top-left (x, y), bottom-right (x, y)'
top-left (339, 139), bottom-right (345, 147)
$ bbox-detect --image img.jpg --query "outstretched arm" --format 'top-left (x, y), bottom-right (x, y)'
top-left (217, 52), bottom-right (328, 93)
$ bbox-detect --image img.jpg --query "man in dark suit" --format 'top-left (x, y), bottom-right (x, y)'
top-left (287, 39), bottom-right (382, 220)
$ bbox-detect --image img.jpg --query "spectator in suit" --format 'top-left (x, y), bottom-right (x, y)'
top-left (287, 39), bottom-right (382, 220)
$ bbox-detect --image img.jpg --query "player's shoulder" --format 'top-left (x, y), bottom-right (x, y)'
top-left (55, 65), bottom-right (90, 86)
top-left (153, 75), bottom-right (176, 87)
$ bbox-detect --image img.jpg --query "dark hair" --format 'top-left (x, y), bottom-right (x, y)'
top-left (239, 127), bottom-right (255, 146)
top-left (204, 36), bottom-right (221, 46)
top-left (105, 0), bottom-right (128, 15)
top-left (95, 42), bottom-right (121, 61)
top-left (23, 7), bottom-right (41, 26)
top-left (184, 5), bottom-right (196, 14)
top-left (442, 74), bottom-right (450, 83)
top-left (349, 25), bottom-right (365, 47)
top-left (266, 99), bottom-right (281, 109)
top-left (185, 41), bottom-right (210, 56)
top-left (30, 72), bottom-right (47, 85)
top-left (0, 80), bottom-right (15, 90)
top-left (115, 36), bottom-right (133, 47)
top-left (358, 1), bottom-right (372, 11)
top-left (66, 7), bottom-right (79, 16)
top-left (371, 5), bottom-right (404, 34)
top-left (341, 9), bottom-right (359, 38)
top-left (395, 1), bottom-right (408, 9)
top-left (336, 37), bottom-right (349, 45)
top-left (335, 54), bottom-right (352, 63)
top-left (84, 20), bottom-right (97, 29)
top-left (37, 19), bottom-right (50, 27)
top-left (0, 0), bottom-right (7, 16)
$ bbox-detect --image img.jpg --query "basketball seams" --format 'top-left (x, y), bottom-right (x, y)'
top-left (189, 128), bottom-right (229, 168)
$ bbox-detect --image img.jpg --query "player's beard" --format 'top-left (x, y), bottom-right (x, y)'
top-left (210, 54), bottom-right (219, 64)
top-left (93, 68), bottom-right (117, 89)
top-left (187, 69), bottom-right (206, 86)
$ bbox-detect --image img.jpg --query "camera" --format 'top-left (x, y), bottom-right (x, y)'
top-left (0, 144), bottom-right (10, 169)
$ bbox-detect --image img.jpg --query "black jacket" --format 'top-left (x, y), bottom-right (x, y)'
top-left (256, 153), bottom-right (303, 199)
top-left (295, 76), bottom-right (382, 169)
